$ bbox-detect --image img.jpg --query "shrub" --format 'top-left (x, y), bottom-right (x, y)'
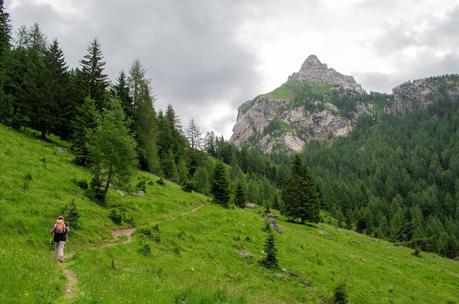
top-left (331, 283), bottom-right (348, 304)
top-left (61, 199), bottom-right (80, 229)
top-left (139, 243), bottom-right (151, 256)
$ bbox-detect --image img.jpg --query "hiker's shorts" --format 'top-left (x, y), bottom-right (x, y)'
top-left (55, 241), bottom-right (65, 261)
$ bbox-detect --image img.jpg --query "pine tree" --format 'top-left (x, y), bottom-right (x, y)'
top-left (260, 226), bottom-right (278, 269)
top-left (282, 155), bottom-right (320, 223)
top-left (128, 59), bottom-right (160, 172)
top-left (0, 0), bottom-right (11, 123)
top-left (88, 98), bottom-right (137, 202)
top-left (112, 71), bottom-right (133, 120)
top-left (205, 131), bottom-right (217, 156)
top-left (211, 162), bottom-right (230, 206)
top-left (71, 97), bottom-right (99, 166)
top-left (192, 166), bottom-right (210, 194)
top-left (46, 39), bottom-right (74, 138)
top-left (79, 39), bottom-right (109, 110)
top-left (20, 24), bottom-right (55, 139)
top-left (234, 183), bottom-right (245, 208)
top-left (186, 119), bottom-right (202, 150)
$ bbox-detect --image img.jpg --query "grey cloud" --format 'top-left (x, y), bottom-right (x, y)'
top-left (357, 51), bottom-right (459, 93)
top-left (9, 0), bottom-right (262, 137)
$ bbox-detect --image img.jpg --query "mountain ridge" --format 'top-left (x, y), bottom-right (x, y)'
top-left (230, 55), bottom-right (459, 153)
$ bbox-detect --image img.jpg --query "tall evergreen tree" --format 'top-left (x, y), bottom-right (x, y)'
top-left (112, 71), bottom-right (133, 120)
top-left (20, 24), bottom-right (55, 139)
top-left (79, 39), bottom-right (109, 110)
top-left (282, 155), bottom-right (320, 223)
top-left (0, 0), bottom-right (11, 122)
top-left (186, 119), bottom-right (202, 150)
top-left (71, 97), bottom-right (99, 166)
top-left (128, 59), bottom-right (160, 172)
top-left (234, 183), bottom-right (245, 208)
top-left (211, 162), bottom-right (230, 206)
top-left (46, 39), bottom-right (74, 138)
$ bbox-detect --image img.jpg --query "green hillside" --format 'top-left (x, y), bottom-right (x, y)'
top-left (1, 124), bottom-right (458, 303)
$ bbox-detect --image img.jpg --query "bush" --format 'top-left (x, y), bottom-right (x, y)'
top-left (72, 178), bottom-right (88, 190)
top-left (156, 176), bottom-right (166, 186)
top-left (139, 243), bottom-right (151, 256)
top-left (61, 199), bottom-right (80, 229)
top-left (109, 207), bottom-right (136, 227)
top-left (182, 180), bottom-right (195, 193)
top-left (109, 209), bottom-right (123, 225)
top-left (331, 283), bottom-right (348, 304)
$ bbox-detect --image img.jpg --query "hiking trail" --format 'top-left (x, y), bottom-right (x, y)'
top-left (60, 202), bottom-right (206, 302)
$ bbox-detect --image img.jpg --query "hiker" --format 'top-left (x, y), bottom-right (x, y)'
top-left (50, 216), bottom-right (70, 262)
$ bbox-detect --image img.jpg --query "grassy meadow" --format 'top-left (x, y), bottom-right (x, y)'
top-left (0, 124), bottom-right (458, 303)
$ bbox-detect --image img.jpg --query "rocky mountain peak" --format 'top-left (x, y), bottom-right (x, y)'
top-left (288, 55), bottom-right (363, 93)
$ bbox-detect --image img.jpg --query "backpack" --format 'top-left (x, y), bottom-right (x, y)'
top-left (55, 222), bottom-right (65, 233)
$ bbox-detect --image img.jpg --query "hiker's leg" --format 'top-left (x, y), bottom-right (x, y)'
top-left (55, 242), bottom-right (59, 261)
top-left (57, 241), bottom-right (65, 262)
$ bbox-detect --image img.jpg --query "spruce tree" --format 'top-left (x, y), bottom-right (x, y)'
top-left (112, 71), bottom-right (133, 120)
top-left (79, 39), bottom-right (109, 110)
top-left (71, 97), bottom-right (99, 166)
top-left (128, 59), bottom-right (160, 172)
top-left (0, 0), bottom-right (11, 123)
top-left (88, 98), bottom-right (137, 202)
top-left (234, 183), bottom-right (245, 208)
top-left (211, 162), bottom-right (230, 206)
top-left (282, 154), bottom-right (320, 223)
top-left (20, 24), bottom-right (55, 139)
top-left (46, 39), bottom-right (74, 138)
top-left (260, 226), bottom-right (278, 269)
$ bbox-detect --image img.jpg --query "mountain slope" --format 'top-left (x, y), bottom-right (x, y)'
top-left (230, 56), bottom-right (459, 154)
top-left (230, 55), bottom-right (388, 153)
top-left (0, 124), bottom-right (458, 303)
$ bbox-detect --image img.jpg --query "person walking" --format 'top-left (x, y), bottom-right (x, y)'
top-left (50, 216), bottom-right (70, 262)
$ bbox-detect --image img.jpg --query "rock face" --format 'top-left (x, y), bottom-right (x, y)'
top-left (386, 77), bottom-right (459, 115)
top-left (230, 55), bottom-right (369, 153)
top-left (230, 56), bottom-right (459, 154)
top-left (288, 55), bottom-right (363, 93)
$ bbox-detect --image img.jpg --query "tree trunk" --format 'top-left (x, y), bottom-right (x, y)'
top-left (104, 164), bottom-right (113, 194)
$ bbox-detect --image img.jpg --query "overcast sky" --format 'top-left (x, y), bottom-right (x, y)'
top-left (6, 0), bottom-right (459, 138)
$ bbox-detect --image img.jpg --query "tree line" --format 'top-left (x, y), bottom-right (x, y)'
top-left (0, 3), bottom-right (307, 215)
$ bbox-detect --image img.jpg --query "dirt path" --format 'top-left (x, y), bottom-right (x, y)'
top-left (60, 202), bottom-right (206, 302)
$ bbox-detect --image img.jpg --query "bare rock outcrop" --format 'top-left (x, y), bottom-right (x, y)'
top-left (288, 55), bottom-right (363, 93)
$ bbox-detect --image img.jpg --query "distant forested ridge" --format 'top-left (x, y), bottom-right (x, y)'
top-left (303, 98), bottom-right (459, 258)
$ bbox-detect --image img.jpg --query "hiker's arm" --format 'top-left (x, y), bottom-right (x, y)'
top-left (50, 226), bottom-right (54, 234)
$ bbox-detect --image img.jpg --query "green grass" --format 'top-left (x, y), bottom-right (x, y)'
top-left (0, 123), bottom-right (458, 303)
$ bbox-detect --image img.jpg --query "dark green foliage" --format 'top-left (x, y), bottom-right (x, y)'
top-left (72, 178), bottom-right (88, 190)
top-left (234, 183), bottom-right (245, 208)
top-left (282, 155), bottom-right (320, 223)
top-left (108, 207), bottom-right (135, 226)
top-left (331, 283), bottom-right (348, 304)
top-left (88, 99), bottom-right (137, 202)
top-left (61, 199), bottom-right (80, 229)
top-left (112, 71), bottom-right (133, 120)
top-left (46, 39), bottom-right (74, 139)
top-left (303, 100), bottom-right (459, 258)
top-left (0, 0), bottom-right (11, 124)
top-left (156, 175), bottom-right (166, 186)
top-left (79, 39), bottom-right (109, 110)
top-left (128, 60), bottom-right (160, 173)
top-left (211, 162), bottom-right (230, 206)
top-left (71, 97), bottom-right (99, 166)
top-left (182, 179), bottom-right (195, 193)
top-left (139, 243), bottom-right (151, 256)
top-left (260, 227), bottom-right (278, 269)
